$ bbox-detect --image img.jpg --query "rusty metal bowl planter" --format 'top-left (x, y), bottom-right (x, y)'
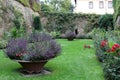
top-left (16, 60), bottom-right (48, 73)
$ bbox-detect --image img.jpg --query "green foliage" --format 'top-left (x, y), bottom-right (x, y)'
top-left (13, 19), bottom-right (21, 29)
top-left (59, 0), bottom-right (71, 13)
top-left (3, 8), bottom-right (26, 39)
top-left (99, 14), bottom-right (113, 30)
top-left (93, 29), bottom-right (120, 80)
top-left (13, 9), bottom-right (24, 29)
top-left (103, 57), bottom-right (120, 80)
top-left (11, 9), bottom-right (26, 38)
top-left (84, 14), bottom-right (99, 33)
top-left (41, 4), bottom-right (53, 12)
top-left (42, 0), bottom-right (71, 13)
top-left (33, 16), bottom-right (42, 31)
top-left (0, 40), bottom-right (7, 49)
top-left (4, 27), bottom-right (25, 39)
top-left (50, 31), bottom-right (60, 38)
top-left (9, 26), bottom-right (26, 38)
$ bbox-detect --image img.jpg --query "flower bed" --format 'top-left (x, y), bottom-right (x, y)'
top-left (93, 29), bottom-right (120, 80)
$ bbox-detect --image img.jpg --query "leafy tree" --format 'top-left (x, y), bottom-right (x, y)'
top-left (41, 0), bottom-right (71, 13)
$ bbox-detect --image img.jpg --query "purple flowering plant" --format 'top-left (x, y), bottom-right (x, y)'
top-left (65, 30), bottom-right (76, 41)
top-left (6, 32), bottom-right (61, 61)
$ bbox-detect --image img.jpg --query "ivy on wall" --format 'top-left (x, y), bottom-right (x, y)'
top-left (41, 12), bottom-right (100, 34)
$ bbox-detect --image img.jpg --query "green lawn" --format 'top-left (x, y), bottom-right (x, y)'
top-left (0, 39), bottom-right (104, 80)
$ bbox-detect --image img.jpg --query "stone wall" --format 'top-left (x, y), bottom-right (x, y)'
top-left (0, 0), bottom-right (40, 39)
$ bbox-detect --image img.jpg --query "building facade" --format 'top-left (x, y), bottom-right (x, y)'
top-left (71, 0), bottom-right (114, 14)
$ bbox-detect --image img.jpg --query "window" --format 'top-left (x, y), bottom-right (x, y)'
top-left (99, 1), bottom-right (104, 9)
top-left (89, 1), bottom-right (93, 9)
top-left (108, 1), bottom-right (113, 8)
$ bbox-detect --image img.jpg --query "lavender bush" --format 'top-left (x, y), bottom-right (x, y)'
top-left (65, 30), bottom-right (76, 41)
top-left (6, 32), bottom-right (61, 61)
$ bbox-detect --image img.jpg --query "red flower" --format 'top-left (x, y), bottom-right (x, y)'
top-left (100, 40), bottom-right (107, 47)
top-left (16, 53), bottom-right (23, 57)
top-left (108, 43), bottom-right (120, 52)
top-left (114, 44), bottom-right (120, 48)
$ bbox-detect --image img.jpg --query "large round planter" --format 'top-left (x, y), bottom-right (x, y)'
top-left (16, 60), bottom-right (48, 73)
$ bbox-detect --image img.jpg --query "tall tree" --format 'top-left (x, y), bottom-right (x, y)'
top-left (41, 0), bottom-right (71, 12)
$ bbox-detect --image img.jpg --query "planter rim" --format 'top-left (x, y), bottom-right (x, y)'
top-left (13, 59), bottom-right (49, 63)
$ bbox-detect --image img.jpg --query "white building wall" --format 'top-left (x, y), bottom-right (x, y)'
top-left (73, 0), bottom-right (114, 14)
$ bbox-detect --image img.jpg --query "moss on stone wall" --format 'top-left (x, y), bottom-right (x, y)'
top-left (17, 0), bottom-right (30, 7)
top-left (17, 0), bottom-right (40, 12)
top-left (32, 1), bottom-right (41, 12)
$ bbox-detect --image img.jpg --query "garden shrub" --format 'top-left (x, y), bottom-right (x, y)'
top-left (13, 19), bottom-right (21, 29)
top-left (9, 26), bottom-right (26, 38)
top-left (93, 28), bottom-right (120, 79)
top-left (13, 9), bottom-right (24, 29)
top-left (0, 40), bottom-right (7, 49)
top-left (41, 4), bottom-right (53, 12)
top-left (93, 29), bottom-right (108, 62)
top-left (103, 57), bottom-right (120, 80)
top-left (99, 14), bottom-right (113, 30)
top-left (33, 16), bottom-right (42, 31)
top-left (50, 31), bottom-right (61, 39)
top-left (65, 30), bottom-right (76, 41)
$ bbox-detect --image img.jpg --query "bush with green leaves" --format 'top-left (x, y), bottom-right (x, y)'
top-left (50, 31), bottom-right (60, 39)
top-left (93, 29), bottom-right (120, 80)
top-left (99, 14), bottom-right (113, 30)
top-left (93, 29), bottom-right (109, 62)
top-left (4, 26), bottom-right (26, 39)
top-left (103, 57), bottom-right (120, 80)
top-left (0, 40), bottom-right (7, 49)
top-left (33, 16), bottom-right (42, 31)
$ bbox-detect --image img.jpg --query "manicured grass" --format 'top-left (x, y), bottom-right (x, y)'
top-left (0, 39), bottom-right (104, 80)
